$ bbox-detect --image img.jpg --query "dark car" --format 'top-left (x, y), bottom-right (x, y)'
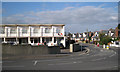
top-left (59, 43), bottom-right (64, 48)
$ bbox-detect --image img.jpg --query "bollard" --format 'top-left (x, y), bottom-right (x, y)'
top-left (70, 44), bottom-right (73, 52)
top-left (103, 44), bottom-right (105, 49)
top-left (106, 45), bottom-right (109, 50)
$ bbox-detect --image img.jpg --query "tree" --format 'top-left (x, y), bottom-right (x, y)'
top-left (101, 36), bottom-right (112, 45)
top-left (99, 33), bottom-right (105, 40)
top-left (99, 33), bottom-right (112, 45)
top-left (99, 36), bottom-right (112, 45)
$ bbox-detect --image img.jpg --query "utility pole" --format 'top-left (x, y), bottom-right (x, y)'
top-left (87, 29), bottom-right (88, 37)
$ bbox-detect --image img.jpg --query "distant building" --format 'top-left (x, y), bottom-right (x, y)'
top-left (0, 24), bottom-right (66, 47)
top-left (83, 32), bottom-right (87, 38)
top-left (108, 29), bottom-right (115, 37)
top-left (91, 31), bottom-right (100, 41)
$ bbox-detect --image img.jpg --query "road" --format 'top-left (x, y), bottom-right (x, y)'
top-left (2, 43), bottom-right (118, 70)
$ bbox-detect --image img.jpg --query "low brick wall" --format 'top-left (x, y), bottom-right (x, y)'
top-left (2, 44), bottom-right (60, 57)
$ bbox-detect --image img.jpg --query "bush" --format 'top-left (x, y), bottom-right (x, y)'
top-left (100, 36), bottom-right (112, 45)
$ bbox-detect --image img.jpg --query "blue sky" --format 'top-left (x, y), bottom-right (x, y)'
top-left (3, 2), bottom-right (118, 16)
top-left (2, 2), bottom-right (118, 33)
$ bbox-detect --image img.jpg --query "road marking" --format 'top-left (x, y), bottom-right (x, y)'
top-left (48, 61), bottom-right (82, 66)
top-left (48, 62), bottom-right (75, 65)
top-left (100, 50), bottom-right (103, 52)
top-left (109, 52), bottom-right (116, 57)
top-left (36, 59), bottom-right (63, 62)
top-left (34, 61), bottom-right (38, 66)
top-left (87, 54), bottom-right (89, 55)
top-left (91, 57), bottom-right (106, 61)
top-left (73, 62), bottom-right (77, 63)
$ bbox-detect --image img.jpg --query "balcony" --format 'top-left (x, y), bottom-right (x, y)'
top-left (0, 34), bottom-right (5, 38)
top-left (54, 32), bottom-right (64, 37)
top-left (19, 33), bottom-right (29, 37)
top-left (42, 32), bottom-right (53, 37)
top-left (7, 33), bottom-right (17, 37)
top-left (31, 32), bottom-right (41, 37)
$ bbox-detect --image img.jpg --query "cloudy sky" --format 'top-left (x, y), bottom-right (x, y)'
top-left (2, 2), bottom-right (118, 33)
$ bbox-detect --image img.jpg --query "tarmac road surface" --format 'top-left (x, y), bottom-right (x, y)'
top-left (2, 43), bottom-right (118, 70)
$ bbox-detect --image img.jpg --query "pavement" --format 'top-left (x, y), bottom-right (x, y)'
top-left (2, 43), bottom-right (119, 70)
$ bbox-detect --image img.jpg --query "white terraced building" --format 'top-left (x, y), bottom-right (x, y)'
top-left (0, 24), bottom-right (65, 47)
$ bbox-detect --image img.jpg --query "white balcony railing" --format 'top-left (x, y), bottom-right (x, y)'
top-left (8, 34), bottom-right (17, 37)
top-left (19, 33), bottom-right (29, 37)
top-left (54, 33), bottom-right (64, 37)
top-left (31, 32), bottom-right (41, 37)
top-left (0, 34), bottom-right (5, 37)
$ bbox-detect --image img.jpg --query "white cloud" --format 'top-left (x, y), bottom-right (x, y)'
top-left (3, 6), bottom-right (118, 32)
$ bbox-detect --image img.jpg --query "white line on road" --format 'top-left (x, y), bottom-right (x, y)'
top-left (48, 61), bottom-right (82, 66)
top-left (91, 57), bottom-right (106, 61)
top-left (34, 61), bottom-right (38, 66)
top-left (48, 62), bottom-right (74, 65)
top-left (73, 62), bottom-right (77, 63)
top-left (109, 52), bottom-right (116, 57)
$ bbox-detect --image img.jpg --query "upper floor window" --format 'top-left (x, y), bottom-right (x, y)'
top-left (22, 27), bottom-right (28, 34)
top-left (45, 28), bottom-right (51, 33)
top-left (33, 28), bottom-right (39, 34)
top-left (10, 27), bottom-right (16, 34)
top-left (56, 28), bottom-right (61, 33)
top-left (0, 27), bottom-right (5, 34)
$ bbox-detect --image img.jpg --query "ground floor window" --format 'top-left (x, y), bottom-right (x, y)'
top-left (6, 38), bottom-right (16, 42)
top-left (42, 37), bottom-right (52, 43)
top-left (18, 38), bottom-right (28, 44)
top-left (30, 38), bottom-right (40, 43)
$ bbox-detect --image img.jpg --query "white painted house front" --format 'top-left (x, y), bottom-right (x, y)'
top-left (0, 24), bottom-right (65, 47)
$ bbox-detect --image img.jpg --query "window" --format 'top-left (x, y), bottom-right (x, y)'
top-left (46, 37), bottom-right (52, 43)
top-left (10, 28), bottom-right (16, 34)
top-left (116, 42), bottom-right (119, 45)
top-left (22, 27), bottom-right (28, 34)
top-left (56, 28), bottom-right (61, 33)
top-left (33, 28), bottom-right (39, 34)
top-left (45, 28), bottom-right (51, 33)
top-left (0, 27), bottom-right (5, 34)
